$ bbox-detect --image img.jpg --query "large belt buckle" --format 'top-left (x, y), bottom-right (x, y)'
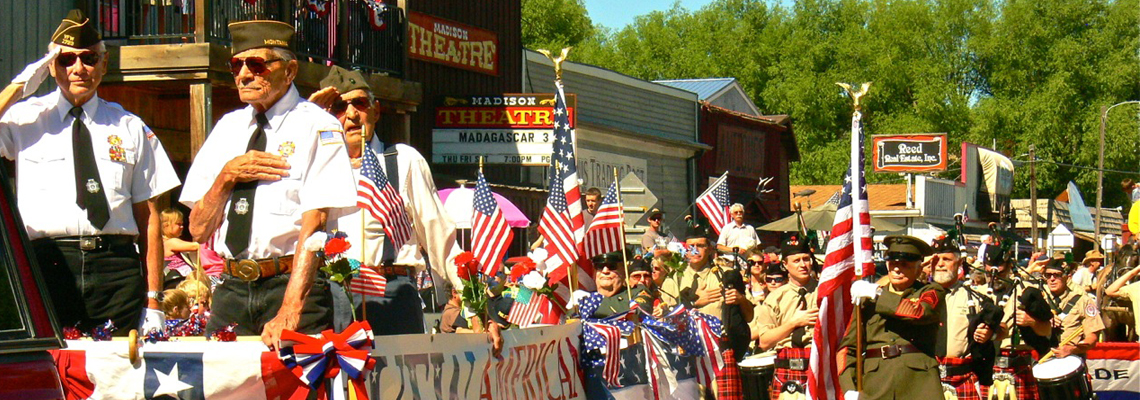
top-left (233, 259), bottom-right (262, 282)
top-left (881, 345), bottom-right (899, 359)
top-left (79, 237), bottom-right (99, 251)
top-left (789, 358), bottom-right (807, 371)
top-left (939, 364), bottom-right (948, 379)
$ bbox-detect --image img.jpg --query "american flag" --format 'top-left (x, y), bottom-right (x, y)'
top-left (506, 292), bottom-right (551, 328)
top-left (809, 108), bottom-right (873, 400)
top-left (357, 147), bottom-right (413, 249)
top-left (539, 80), bottom-right (585, 282)
top-left (347, 265), bottom-right (387, 297)
top-left (696, 172), bottom-right (731, 235)
top-left (471, 171), bottom-right (513, 277)
top-left (585, 322), bottom-right (623, 387)
top-left (583, 181), bottom-right (624, 258)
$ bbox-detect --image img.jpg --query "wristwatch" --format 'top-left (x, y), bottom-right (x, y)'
top-left (146, 290), bottom-right (164, 302)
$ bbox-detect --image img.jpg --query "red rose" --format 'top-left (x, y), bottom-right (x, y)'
top-left (455, 252), bottom-right (477, 280)
top-left (324, 237), bottom-right (351, 256)
top-left (457, 264), bottom-right (471, 280)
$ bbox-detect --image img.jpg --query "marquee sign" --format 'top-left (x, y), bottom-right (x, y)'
top-left (872, 134), bottom-right (948, 172)
top-left (408, 12), bottom-right (499, 75)
top-left (432, 94), bottom-right (576, 165)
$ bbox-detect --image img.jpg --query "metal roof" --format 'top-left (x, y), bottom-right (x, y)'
top-left (654, 78), bottom-right (737, 100)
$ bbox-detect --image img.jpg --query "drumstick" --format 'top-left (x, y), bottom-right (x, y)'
top-left (1037, 325), bottom-right (1084, 363)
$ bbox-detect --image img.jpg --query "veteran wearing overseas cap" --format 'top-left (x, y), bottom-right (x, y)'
top-left (180, 20), bottom-right (356, 347)
top-left (0, 9), bottom-right (180, 335)
top-left (754, 234), bottom-right (819, 399)
top-left (841, 235), bottom-right (944, 400)
top-left (311, 66), bottom-right (462, 336)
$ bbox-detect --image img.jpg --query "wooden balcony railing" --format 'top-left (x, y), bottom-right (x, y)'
top-left (87, 0), bottom-right (405, 77)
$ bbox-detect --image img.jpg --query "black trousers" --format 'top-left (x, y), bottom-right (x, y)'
top-left (32, 237), bottom-right (144, 336)
top-left (331, 274), bottom-right (425, 335)
top-left (206, 273), bottom-right (333, 336)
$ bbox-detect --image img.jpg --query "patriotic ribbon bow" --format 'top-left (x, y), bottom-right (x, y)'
top-left (278, 321), bottom-right (376, 400)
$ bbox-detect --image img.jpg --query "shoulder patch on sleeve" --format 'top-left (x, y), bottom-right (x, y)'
top-left (319, 129), bottom-right (344, 146)
top-left (920, 289), bottom-right (940, 308)
top-left (896, 298), bottom-right (925, 319)
top-left (1085, 301), bottom-right (1098, 317)
top-left (144, 125), bottom-right (157, 140)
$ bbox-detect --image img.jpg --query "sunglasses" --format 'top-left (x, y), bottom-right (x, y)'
top-left (648, 216), bottom-right (662, 221)
top-left (629, 272), bottom-right (650, 279)
top-left (229, 56), bottom-right (284, 76)
top-left (599, 264), bottom-right (624, 272)
top-left (57, 52), bottom-right (101, 67)
top-left (331, 97), bottom-right (373, 116)
top-left (765, 276), bottom-right (788, 283)
top-left (1043, 272), bottom-right (1064, 279)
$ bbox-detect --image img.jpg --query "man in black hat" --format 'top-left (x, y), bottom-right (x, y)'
top-left (840, 235), bottom-right (944, 400)
top-left (0, 9), bottom-right (180, 336)
top-left (754, 234), bottom-right (819, 399)
top-left (930, 233), bottom-right (1002, 400)
top-left (312, 65), bottom-right (461, 335)
top-left (181, 20), bottom-right (356, 347)
top-left (640, 207), bottom-right (670, 253)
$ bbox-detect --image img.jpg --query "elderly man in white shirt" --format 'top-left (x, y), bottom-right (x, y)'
top-left (717, 203), bottom-right (760, 254)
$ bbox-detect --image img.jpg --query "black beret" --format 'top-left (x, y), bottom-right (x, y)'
top-left (765, 262), bottom-right (788, 276)
top-left (883, 235), bottom-right (934, 262)
top-left (228, 20), bottom-right (293, 55)
top-left (321, 66), bottom-right (371, 95)
top-left (52, 9), bottom-right (101, 49)
top-left (780, 234), bottom-right (813, 258)
top-left (981, 243), bottom-right (1009, 266)
top-left (931, 234), bottom-right (960, 255)
top-left (684, 224), bottom-right (712, 242)
top-left (1043, 258), bottom-right (1069, 274)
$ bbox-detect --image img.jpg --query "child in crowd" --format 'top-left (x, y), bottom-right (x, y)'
top-left (161, 289), bottom-right (191, 320)
top-left (161, 208), bottom-right (199, 288)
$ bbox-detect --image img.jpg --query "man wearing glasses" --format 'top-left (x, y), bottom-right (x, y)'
top-left (310, 66), bottom-right (461, 336)
top-left (640, 208), bottom-right (669, 253)
top-left (0, 9), bottom-right (179, 336)
top-left (754, 235), bottom-right (820, 399)
top-left (717, 203), bottom-right (759, 254)
top-left (180, 20), bottom-right (356, 347)
top-left (1040, 260), bottom-right (1103, 358)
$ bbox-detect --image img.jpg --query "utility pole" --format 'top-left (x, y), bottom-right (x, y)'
top-left (1030, 144), bottom-right (1038, 252)
top-left (1095, 105), bottom-right (1106, 251)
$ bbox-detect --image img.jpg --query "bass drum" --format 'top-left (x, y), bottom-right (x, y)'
top-left (1032, 356), bottom-right (1093, 400)
top-left (739, 355), bottom-right (776, 400)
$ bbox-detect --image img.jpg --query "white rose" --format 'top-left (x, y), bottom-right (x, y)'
top-left (304, 232), bottom-right (328, 252)
top-left (522, 271), bottom-right (547, 290)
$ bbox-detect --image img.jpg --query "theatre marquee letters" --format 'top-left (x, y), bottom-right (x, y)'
top-left (408, 12), bottom-right (499, 75)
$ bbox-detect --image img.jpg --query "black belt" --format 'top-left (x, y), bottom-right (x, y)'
top-left (939, 363), bottom-right (973, 378)
top-left (775, 358), bottom-right (809, 371)
top-left (863, 344), bottom-right (921, 359)
top-left (48, 235), bottom-right (135, 251)
top-left (995, 355), bottom-right (1032, 369)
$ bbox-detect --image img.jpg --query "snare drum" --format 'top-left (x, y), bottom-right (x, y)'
top-left (739, 355), bottom-right (776, 400)
top-left (1031, 356), bottom-right (1092, 400)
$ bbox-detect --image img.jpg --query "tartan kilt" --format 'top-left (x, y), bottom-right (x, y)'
top-left (768, 347), bottom-right (811, 400)
top-left (716, 348), bottom-right (744, 400)
top-left (937, 356), bottom-right (982, 400)
top-left (986, 349), bottom-right (1038, 400)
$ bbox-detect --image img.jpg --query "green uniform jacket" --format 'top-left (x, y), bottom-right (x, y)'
top-left (839, 282), bottom-right (945, 399)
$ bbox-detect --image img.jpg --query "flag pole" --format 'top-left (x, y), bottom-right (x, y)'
top-left (360, 129), bottom-right (368, 323)
top-left (616, 168), bottom-right (628, 267)
top-left (839, 82), bottom-right (872, 393)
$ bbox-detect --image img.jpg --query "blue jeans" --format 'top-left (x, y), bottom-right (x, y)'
top-left (206, 274), bottom-right (332, 335)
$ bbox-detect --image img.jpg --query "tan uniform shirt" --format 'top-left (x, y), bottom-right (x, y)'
top-left (938, 284), bottom-right (995, 358)
top-left (1112, 281), bottom-right (1140, 334)
top-left (1051, 288), bottom-right (1105, 341)
top-left (754, 280), bottom-right (818, 350)
top-left (659, 261), bottom-right (731, 317)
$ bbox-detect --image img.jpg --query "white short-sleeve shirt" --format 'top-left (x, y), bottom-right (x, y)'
top-left (718, 221), bottom-right (760, 251)
top-left (179, 86), bottom-right (356, 259)
top-left (0, 90), bottom-right (180, 239)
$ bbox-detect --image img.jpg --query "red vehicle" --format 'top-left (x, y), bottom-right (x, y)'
top-left (0, 166), bottom-right (65, 399)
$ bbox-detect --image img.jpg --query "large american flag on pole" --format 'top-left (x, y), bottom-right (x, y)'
top-left (809, 107), bottom-right (873, 400)
top-left (357, 147), bottom-right (413, 249)
top-left (583, 181), bottom-right (623, 258)
top-left (539, 80), bottom-right (585, 282)
top-left (471, 170), bottom-right (513, 277)
top-left (696, 171), bottom-right (731, 234)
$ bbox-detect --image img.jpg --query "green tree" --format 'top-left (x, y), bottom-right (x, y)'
top-left (521, 0), bottom-right (595, 50)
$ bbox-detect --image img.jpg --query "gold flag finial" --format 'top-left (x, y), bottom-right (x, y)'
top-left (537, 47), bottom-right (572, 81)
top-left (837, 82), bottom-right (872, 111)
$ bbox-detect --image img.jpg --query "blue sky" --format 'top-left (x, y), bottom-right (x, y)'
top-left (583, 0), bottom-right (716, 30)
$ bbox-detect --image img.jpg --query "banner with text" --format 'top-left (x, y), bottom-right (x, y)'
top-left (408, 12), bottom-right (499, 75)
top-left (576, 148), bottom-right (648, 190)
top-left (433, 94), bottom-right (576, 166)
top-left (367, 322), bottom-right (586, 400)
top-left (872, 134), bottom-right (947, 172)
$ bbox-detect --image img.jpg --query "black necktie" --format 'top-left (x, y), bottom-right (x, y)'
top-left (71, 106), bottom-right (110, 230)
top-left (791, 287), bottom-right (810, 347)
top-left (224, 113), bottom-right (268, 257)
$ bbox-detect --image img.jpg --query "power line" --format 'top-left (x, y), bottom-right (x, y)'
top-left (1011, 159), bottom-right (1140, 176)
